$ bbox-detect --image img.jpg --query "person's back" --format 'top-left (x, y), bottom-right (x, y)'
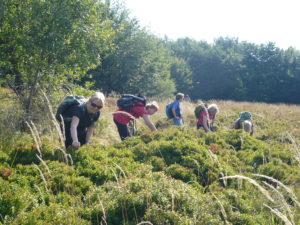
top-left (113, 101), bottom-right (147, 125)
top-left (197, 110), bottom-right (209, 131)
top-left (232, 112), bottom-right (254, 136)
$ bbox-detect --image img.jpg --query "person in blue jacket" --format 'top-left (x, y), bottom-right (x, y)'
top-left (171, 93), bottom-right (184, 126)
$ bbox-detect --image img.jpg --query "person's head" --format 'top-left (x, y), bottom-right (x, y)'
top-left (87, 92), bottom-right (105, 113)
top-left (146, 101), bottom-right (159, 115)
top-left (176, 93), bottom-right (184, 102)
top-left (207, 104), bottom-right (219, 116)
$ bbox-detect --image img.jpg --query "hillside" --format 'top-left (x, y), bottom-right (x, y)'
top-left (1, 1), bottom-right (300, 224)
top-left (0, 92), bottom-right (300, 224)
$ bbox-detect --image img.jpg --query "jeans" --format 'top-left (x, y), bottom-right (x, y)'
top-left (114, 119), bottom-right (132, 141)
top-left (173, 118), bottom-right (183, 126)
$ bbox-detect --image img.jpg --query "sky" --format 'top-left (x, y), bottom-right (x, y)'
top-left (123, 0), bottom-right (300, 50)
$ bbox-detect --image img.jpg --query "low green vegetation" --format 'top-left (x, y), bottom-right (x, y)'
top-left (1, 111), bottom-right (300, 224)
top-left (1, 86), bottom-right (300, 225)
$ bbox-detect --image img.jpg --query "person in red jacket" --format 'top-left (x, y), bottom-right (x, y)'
top-left (113, 101), bottom-right (159, 140)
top-left (197, 104), bottom-right (219, 132)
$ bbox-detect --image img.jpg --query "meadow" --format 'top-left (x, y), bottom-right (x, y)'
top-left (0, 88), bottom-right (300, 225)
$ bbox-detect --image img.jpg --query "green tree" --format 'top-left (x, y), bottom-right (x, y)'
top-left (169, 37), bottom-right (245, 100)
top-left (0, 0), bottom-right (114, 118)
top-left (88, 5), bottom-right (175, 98)
top-left (170, 57), bottom-right (193, 94)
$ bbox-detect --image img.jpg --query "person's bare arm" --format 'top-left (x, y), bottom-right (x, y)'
top-left (202, 115), bottom-right (210, 132)
top-left (210, 117), bottom-right (215, 127)
top-left (142, 114), bottom-right (157, 131)
top-left (70, 116), bottom-right (80, 149)
top-left (171, 107), bottom-right (179, 119)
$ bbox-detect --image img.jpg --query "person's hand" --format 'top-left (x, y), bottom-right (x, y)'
top-left (72, 141), bottom-right (81, 149)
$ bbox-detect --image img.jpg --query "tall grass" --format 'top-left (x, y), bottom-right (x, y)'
top-left (1, 88), bottom-right (300, 224)
top-left (220, 174), bottom-right (299, 225)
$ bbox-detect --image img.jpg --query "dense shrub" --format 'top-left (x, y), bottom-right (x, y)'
top-left (85, 172), bottom-right (224, 225)
top-left (1, 103), bottom-right (300, 224)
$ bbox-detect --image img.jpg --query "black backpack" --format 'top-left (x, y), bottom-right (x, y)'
top-left (55, 95), bottom-right (86, 122)
top-left (117, 94), bottom-right (146, 111)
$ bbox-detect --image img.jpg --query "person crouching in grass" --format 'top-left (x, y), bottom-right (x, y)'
top-left (232, 112), bottom-right (254, 136)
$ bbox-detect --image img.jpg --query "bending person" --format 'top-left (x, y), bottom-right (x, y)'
top-left (196, 104), bottom-right (219, 132)
top-left (63, 92), bottom-right (105, 149)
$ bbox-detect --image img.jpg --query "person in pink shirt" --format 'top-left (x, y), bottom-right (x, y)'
top-left (196, 104), bottom-right (219, 132)
top-left (113, 101), bottom-right (159, 140)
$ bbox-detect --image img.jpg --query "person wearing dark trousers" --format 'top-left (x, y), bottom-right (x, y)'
top-left (113, 118), bottom-right (132, 141)
top-left (113, 101), bottom-right (159, 141)
top-left (63, 92), bottom-right (105, 149)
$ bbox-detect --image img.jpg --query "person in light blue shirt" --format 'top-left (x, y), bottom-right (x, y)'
top-left (171, 93), bottom-right (184, 126)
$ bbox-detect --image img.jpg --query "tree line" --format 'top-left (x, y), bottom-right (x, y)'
top-left (1, 0), bottom-right (300, 119)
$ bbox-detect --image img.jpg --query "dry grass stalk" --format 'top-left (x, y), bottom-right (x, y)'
top-left (34, 184), bottom-right (45, 204)
top-left (58, 148), bottom-right (69, 165)
top-left (56, 148), bottom-right (73, 166)
top-left (189, 158), bottom-right (201, 177)
top-left (11, 198), bottom-right (35, 225)
top-left (36, 154), bottom-right (52, 177)
top-left (262, 181), bottom-right (294, 224)
top-left (264, 204), bottom-right (294, 225)
top-left (113, 162), bottom-right (127, 178)
top-left (110, 168), bottom-right (120, 186)
top-left (211, 193), bottom-right (230, 225)
top-left (33, 163), bottom-right (49, 192)
top-left (206, 149), bottom-right (227, 186)
top-left (30, 121), bottom-right (42, 148)
top-left (253, 174), bottom-right (300, 207)
top-left (58, 115), bottom-right (66, 147)
top-left (220, 175), bottom-right (275, 202)
top-left (207, 149), bottom-right (218, 161)
top-left (136, 222), bottom-right (153, 225)
top-left (66, 153), bottom-right (73, 166)
top-left (43, 92), bottom-right (65, 148)
top-left (97, 195), bottom-right (107, 225)
top-left (170, 190), bottom-right (175, 212)
top-left (287, 133), bottom-right (300, 166)
top-left (25, 121), bottom-right (42, 158)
